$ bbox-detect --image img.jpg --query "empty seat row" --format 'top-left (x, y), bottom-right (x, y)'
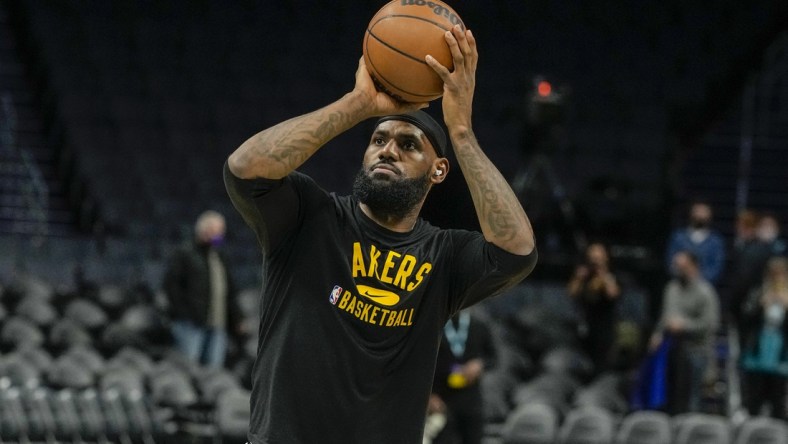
top-left (500, 405), bottom-right (788, 444)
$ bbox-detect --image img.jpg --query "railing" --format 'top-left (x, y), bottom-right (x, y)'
top-left (0, 91), bottom-right (49, 239)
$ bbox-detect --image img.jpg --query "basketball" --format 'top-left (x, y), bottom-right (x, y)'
top-left (363, 1), bottom-right (465, 103)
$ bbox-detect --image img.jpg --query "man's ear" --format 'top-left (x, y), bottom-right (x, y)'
top-left (430, 159), bottom-right (449, 184)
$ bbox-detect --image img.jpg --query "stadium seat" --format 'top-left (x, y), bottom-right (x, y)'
top-left (100, 388), bottom-right (134, 443)
top-left (1, 315), bottom-right (45, 351)
top-left (100, 367), bottom-right (146, 394)
top-left (14, 297), bottom-right (58, 328)
top-left (63, 297), bottom-right (110, 332)
top-left (15, 346), bottom-right (53, 372)
top-left (513, 372), bottom-right (581, 414)
top-left (481, 370), bottom-right (517, 423)
top-left (0, 353), bottom-right (42, 388)
top-left (47, 388), bottom-right (83, 442)
top-left (673, 413), bottom-right (732, 444)
top-left (0, 387), bottom-right (30, 442)
top-left (734, 417), bottom-right (788, 444)
top-left (215, 388), bottom-right (251, 443)
top-left (19, 387), bottom-right (57, 442)
top-left (541, 346), bottom-right (595, 382)
top-left (46, 355), bottom-right (95, 390)
top-left (47, 317), bottom-right (93, 352)
top-left (74, 388), bottom-right (110, 442)
top-left (557, 405), bottom-right (616, 444)
top-left (500, 402), bottom-right (559, 444)
top-left (195, 367), bottom-right (242, 405)
top-left (615, 410), bottom-right (672, 444)
top-left (63, 343), bottom-right (106, 375)
top-left (572, 373), bottom-right (629, 415)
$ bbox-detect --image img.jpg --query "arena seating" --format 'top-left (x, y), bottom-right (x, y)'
top-left (2, 0), bottom-right (788, 442)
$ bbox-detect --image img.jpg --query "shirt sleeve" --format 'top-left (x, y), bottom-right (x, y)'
top-left (445, 230), bottom-right (537, 314)
top-left (223, 161), bottom-right (328, 253)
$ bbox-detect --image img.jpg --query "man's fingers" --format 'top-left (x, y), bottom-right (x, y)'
top-left (451, 25), bottom-right (471, 58)
top-left (425, 54), bottom-right (451, 82)
top-left (443, 29), bottom-right (465, 69)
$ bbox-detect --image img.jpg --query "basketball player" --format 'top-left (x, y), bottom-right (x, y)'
top-left (225, 25), bottom-right (537, 443)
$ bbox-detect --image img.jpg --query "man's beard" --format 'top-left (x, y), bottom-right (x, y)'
top-left (352, 166), bottom-right (431, 221)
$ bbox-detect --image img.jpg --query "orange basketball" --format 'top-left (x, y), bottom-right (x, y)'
top-left (363, 0), bottom-right (465, 103)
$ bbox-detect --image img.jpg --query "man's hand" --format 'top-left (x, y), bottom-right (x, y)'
top-left (666, 317), bottom-right (685, 333)
top-left (460, 358), bottom-right (484, 385)
top-left (427, 394), bottom-right (446, 414)
top-left (649, 333), bottom-right (663, 352)
top-left (351, 57), bottom-right (428, 118)
top-left (425, 25), bottom-right (476, 132)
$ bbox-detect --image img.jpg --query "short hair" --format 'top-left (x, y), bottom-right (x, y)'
top-left (195, 210), bottom-right (225, 234)
top-left (737, 209), bottom-right (759, 230)
top-left (675, 249), bottom-right (699, 267)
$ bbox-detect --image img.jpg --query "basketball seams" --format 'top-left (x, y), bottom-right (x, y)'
top-left (366, 29), bottom-right (430, 67)
top-left (364, 36), bottom-right (442, 100)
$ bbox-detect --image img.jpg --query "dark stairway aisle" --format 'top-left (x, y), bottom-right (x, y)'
top-left (0, 3), bottom-right (76, 237)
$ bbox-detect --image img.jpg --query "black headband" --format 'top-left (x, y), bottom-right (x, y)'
top-left (375, 110), bottom-right (448, 158)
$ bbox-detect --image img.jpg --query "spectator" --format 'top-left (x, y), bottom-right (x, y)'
top-left (728, 210), bottom-right (773, 329)
top-left (568, 242), bottom-right (621, 373)
top-left (757, 213), bottom-right (787, 257)
top-left (665, 201), bottom-right (726, 285)
top-left (428, 309), bottom-right (496, 444)
top-left (163, 210), bottom-right (241, 369)
top-left (740, 256), bottom-right (788, 420)
top-left (650, 251), bottom-right (720, 414)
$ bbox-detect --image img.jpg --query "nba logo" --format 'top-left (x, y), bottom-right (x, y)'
top-left (329, 285), bottom-right (343, 305)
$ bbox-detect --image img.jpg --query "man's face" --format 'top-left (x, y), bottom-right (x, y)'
top-left (586, 243), bottom-right (608, 268)
top-left (352, 120), bottom-right (441, 219)
top-left (690, 203), bottom-right (711, 228)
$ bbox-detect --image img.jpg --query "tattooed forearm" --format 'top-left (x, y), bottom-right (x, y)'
top-left (452, 129), bottom-right (535, 255)
top-left (229, 93), bottom-right (369, 180)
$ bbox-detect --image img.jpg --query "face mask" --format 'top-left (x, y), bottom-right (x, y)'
top-left (209, 235), bottom-right (225, 247)
top-left (690, 218), bottom-right (709, 229)
top-left (757, 227), bottom-right (778, 242)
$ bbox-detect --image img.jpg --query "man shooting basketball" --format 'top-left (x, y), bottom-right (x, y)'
top-left (225, 25), bottom-right (536, 444)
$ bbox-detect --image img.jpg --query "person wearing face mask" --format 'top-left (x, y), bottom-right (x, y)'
top-left (649, 250), bottom-right (720, 413)
top-left (163, 210), bottom-right (241, 368)
top-left (665, 201), bottom-right (726, 285)
top-left (740, 256), bottom-right (788, 420)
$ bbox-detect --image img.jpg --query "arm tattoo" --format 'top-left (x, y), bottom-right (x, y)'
top-left (454, 131), bottom-right (531, 245)
top-left (239, 103), bottom-right (361, 177)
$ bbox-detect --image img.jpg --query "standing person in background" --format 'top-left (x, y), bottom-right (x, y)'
top-left (428, 309), bottom-right (497, 444)
top-left (740, 256), bottom-right (788, 420)
top-left (568, 242), bottom-right (621, 373)
top-left (728, 210), bottom-right (773, 330)
top-left (665, 201), bottom-right (726, 285)
top-left (650, 251), bottom-right (720, 414)
top-left (163, 210), bottom-right (240, 369)
top-left (225, 25), bottom-right (537, 443)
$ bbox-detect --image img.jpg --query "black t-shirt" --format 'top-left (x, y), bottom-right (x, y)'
top-left (224, 163), bottom-right (537, 444)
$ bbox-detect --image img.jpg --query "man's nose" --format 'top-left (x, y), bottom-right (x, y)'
top-left (379, 140), bottom-right (400, 159)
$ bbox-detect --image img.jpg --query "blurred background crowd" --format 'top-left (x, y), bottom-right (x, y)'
top-left (1, 0), bottom-right (787, 443)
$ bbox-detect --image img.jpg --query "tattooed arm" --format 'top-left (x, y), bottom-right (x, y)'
top-left (427, 26), bottom-right (535, 256)
top-left (228, 59), bottom-right (426, 180)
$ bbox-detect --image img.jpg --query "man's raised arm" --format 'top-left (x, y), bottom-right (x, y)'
top-left (427, 26), bottom-right (535, 256)
top-left (228, 59), bottom-right (426, 180)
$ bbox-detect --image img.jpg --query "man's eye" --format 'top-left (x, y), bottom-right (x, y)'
top-left (374, 137), bottom-right (385, 145)
top-left (403, 141), bottom-right (416, 150)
